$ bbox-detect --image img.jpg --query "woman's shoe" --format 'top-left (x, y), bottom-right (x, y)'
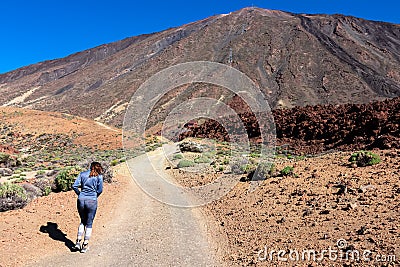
top-left (80, 242), bottom-right (89, 253)
top-left (74, 240), bottom-right (81, 251)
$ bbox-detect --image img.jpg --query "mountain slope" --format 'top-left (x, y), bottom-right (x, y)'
top-left (1, 7), bottom-right (399, 127)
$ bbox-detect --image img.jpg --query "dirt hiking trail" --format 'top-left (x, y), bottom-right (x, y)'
top-left (28, 146), bottom-right (219, 266)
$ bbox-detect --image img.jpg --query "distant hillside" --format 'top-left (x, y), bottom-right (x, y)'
top-left (1, 7), bottom-right (399, 127)
top-left (0, 107), bottom-right (121, 150)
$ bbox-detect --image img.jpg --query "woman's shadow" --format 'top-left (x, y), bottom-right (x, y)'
top-left (39, 222), bottom-right (76, 252)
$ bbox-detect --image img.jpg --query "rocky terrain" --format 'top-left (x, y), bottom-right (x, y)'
top-left (0, 104), bottom-right (398, 266)
top-left (0, 7), bottom-right (399, 127)
top-left (0, 107), bottom-right (126, 211)
top-left (163, 95), bottom-right (400, 266)
top-left (179, 96), bottom-right (400, 155)
top-left (167, 146), bottom-right (400, 266)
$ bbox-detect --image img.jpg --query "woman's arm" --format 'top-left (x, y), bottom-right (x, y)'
top-left (72, 173), bottom-right (82, 196)
top-left (97, 175), bottom-right (103, 197)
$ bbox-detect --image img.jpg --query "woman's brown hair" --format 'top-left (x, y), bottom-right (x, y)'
top-left (89, 162), bottom-right (103, 177)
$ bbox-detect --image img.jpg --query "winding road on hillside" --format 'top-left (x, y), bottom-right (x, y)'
top-left (29, 146), bottom-right (218, 267)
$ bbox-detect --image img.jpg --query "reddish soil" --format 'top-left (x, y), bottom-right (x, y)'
top-left (0, 107), bottom-right (122, 150)
top-left (0, 167), bottom-right (129, 267)
top-left (168, 149), bottom-right (400, 266)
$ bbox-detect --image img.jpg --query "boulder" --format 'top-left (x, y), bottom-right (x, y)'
top-left (0, 168), bottom-right (13, 176)
top-left (179, 141), bottom-right (204, 153)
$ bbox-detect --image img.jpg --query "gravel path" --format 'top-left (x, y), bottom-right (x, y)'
top-left (29, 146), bottom-right (218, 266)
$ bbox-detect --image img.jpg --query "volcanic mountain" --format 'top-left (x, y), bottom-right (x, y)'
top-left (1, 7), bottom-right (399, 127)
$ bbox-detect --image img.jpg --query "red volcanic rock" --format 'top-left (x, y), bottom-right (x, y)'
top-left (0, 144), bottom-right (18, 154)
top-left (180, 97), bottom-right (400, 154)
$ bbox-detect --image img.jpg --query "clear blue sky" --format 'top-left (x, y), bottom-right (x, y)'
top-left (1, 0), bottom-right (399, 74)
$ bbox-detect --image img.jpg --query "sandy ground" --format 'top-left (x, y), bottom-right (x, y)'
top-left (1, 149), bottom-right (219, 267)
top-left (1, 141), bottom-right (399, 267)
top-left (0, 166), bottom-right (124, 266)
top-left (168, 149), bottom-right (400, 266)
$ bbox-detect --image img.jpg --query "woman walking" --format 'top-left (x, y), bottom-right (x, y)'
top-left (72, 162), bottom-right (103, 253)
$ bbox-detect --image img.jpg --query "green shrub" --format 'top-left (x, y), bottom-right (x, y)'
top-left (240, 164), bottom-right (255, 174)
top-left (249, 153), bottom-right (260, 158)
top-left (55, 166), bottom-right (83, 192)
top-left (253, 162), bottom-right (275, 179)
top-left (110, 159), bottom-right (119, 166)
top-left (43, 186), bottom-right (52, 196)
top-left (173, 154), bottom-right (183, 160)
top-left (0, 182), bottom-right (26, 198)
top-left (348, 151), bottom-right (380, 167)
top-left (0, 182), bottom-right (28, 211)
top-left (216, 149), bottom-right (230, 156)
top-left (194, 156), bottom-right (211, 164)
top-left (231, 159), bottom-right (249, 174)
top-left (203, 151), bottom-right (216, 158)
top-left (280, 166), bottom-right (294, 177)
top-left (222, 158), bottom-right (230, 165)
top-left (0, 153), bottom-right (10, 164)
top-left (177, 160), bottom-right (195, 168)
top-left (145, 146), bottom-right (155, 152)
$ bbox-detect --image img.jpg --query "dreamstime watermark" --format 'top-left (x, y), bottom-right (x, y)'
top-left (257, 239), bottom-right (397, 263)
top-left (122, 61), bottom-right (276, 207)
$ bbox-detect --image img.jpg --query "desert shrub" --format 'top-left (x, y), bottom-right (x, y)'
top-left (253, 162), bottom-right (275, 179)
top-left (0, 153), bottom-right (10, 164)
top-left (173, 154), bottom-right (183, 160)
top-left (55, 166), bottom-right (83, 192)
top-left (280, 166), bottom-right (294, 177)
top-left (203, 151), bottom-right (216, 158)
top-left (348, 151), bottom-right (380, 167)
top-left (194, 156), bottom-right (211, 164)
top-left (0, 182), bottom-right (28, 211)
top-left (240, 162), bottom-right (276, 182)
top-left (110, 159), bottom-right (119, 166)
top-left (231, 158), bottom-right (249, 174)
top-left (177, 160), bottom-right (195, 168)
top-left (216, 149), bottom-right (230, 156)
top-left (222, 158), bottom-right (230, 165)
top-left (43, 186), bottom-right (52, 196)
top-left (250, 153), bottom-right (261, 158)
top-left (0, 182), bottom-right (26, 198)
top-left (240, 164), bottom-right (255, 174)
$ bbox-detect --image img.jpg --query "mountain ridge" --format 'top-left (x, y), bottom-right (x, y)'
top-left (0, 7), bottom-right (399, 127)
